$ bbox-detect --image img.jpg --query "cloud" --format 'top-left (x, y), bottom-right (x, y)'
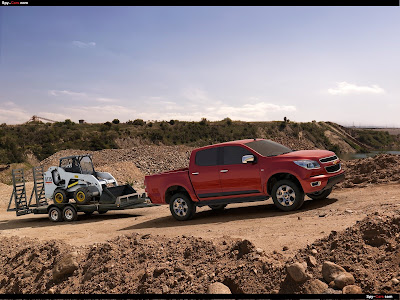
top-left (48, 90), bottom-right (120, 103)
top-left (0, 102), bottom-right (31, 124)
top-left (72, 41), bottom-right (96, 48)
top-left (328, 82), bottom-right (385, 95)
top-left (48, 90), bottom-right (88, 97)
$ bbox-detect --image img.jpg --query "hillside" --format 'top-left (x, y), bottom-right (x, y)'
top-left (0, 119), bottom-right (399, 165)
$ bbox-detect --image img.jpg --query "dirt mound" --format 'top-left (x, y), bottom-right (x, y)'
top-left (1, 213), bottom-right (400, 294)
top-left (340, 154), bottom-right (400, 188)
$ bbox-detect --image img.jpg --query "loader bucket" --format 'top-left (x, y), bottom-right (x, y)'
top-left (99, 184), bottom-right (137, 204)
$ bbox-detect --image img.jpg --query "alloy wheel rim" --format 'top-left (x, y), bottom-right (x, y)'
top-left (173, 198), bottom-right (188, 217)
top-left (276, 185), bottom-right (296, 207)
top-left (65, 209), bottom-right (74, 220)
top-left (50, 210), bottom-right (58, 220)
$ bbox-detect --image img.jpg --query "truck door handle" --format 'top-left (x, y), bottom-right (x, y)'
top-left (220, 169), bottom-right (228, 173)
top-left (192, 172), bottom-right (199, 175)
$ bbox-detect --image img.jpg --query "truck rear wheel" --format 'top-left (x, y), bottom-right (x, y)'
top-left (48, 207), bottom-right (63, 222)
top-left (73, 187), bottom-right (92, 205)
top-left (63, 206), bottom-right (78, 222)
top-left (271, 180), bottom-right (304, 211)
top-left (307, 188), bottom-right (332, 200)
top-left (170, 193), bottom-right (196, 221)
top-left (53, 189), bottom-right (68, 204)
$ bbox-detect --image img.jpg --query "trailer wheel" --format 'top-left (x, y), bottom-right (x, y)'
top-left (271, 179), bottom-right (304, 212)
top-left (53, 189), bottom-right (68, 204)
top-left (170, 193), bottom-right (196, 221)
top-left (63, 206), bottom-right (78, 222)
top-left (73, 187), bottom-right (92, 205)
top-left (48, 207), bottom-right (63, 222)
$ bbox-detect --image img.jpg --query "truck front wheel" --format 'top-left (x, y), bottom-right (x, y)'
top-left (170, 193), bottom-right (196, 221)
top-left (271, 180), bottom-right (304, 211)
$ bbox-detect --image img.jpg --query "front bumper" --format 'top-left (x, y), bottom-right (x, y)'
top-left (302, 171), bottom-right (345, 193)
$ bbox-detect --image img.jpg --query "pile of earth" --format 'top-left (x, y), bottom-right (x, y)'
top-left (339, 154), bottom-right (400, 188)
top-left (1, 212), bottom-right (399, 294)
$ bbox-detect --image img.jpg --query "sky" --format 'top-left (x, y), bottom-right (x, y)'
top-left (0, 6), bottom-right (400, 126)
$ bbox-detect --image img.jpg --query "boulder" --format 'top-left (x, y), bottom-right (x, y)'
top-left (322, 261), bottom-right (346, 283)
top-left (52, 252), bottom-right (78, 282)
top-left (343, 285), bottom-right (362, 294)
top-left (286, 262), bottom-right (310, 283)
top-left (207, 282), bottom-right (231, 294)
top-left (304, 279), bottom-right (328, 294)
top-left (334, 272), bottom-right (355, 289)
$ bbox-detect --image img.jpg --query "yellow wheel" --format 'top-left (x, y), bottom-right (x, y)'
top-left (73, 187), bottom-right (92, 205)
top-left (53, 189), bottom-right (68, 204)
top-left (76, 191), bottom-right (85, 203)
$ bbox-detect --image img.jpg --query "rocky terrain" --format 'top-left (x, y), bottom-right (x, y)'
top-left (0, 212), bottom-right (399, 294)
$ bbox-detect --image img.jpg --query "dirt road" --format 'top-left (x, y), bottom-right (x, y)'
top-left (1, 183), bottom-right (399, 258)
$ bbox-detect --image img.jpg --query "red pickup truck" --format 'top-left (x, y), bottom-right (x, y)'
top-left (144, 139), bottom-right (345, 221)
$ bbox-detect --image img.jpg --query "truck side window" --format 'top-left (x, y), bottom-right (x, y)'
top-left (195, 148), bottom-right (219, 166)
top-left (223, 146), bottom-right (253, 165)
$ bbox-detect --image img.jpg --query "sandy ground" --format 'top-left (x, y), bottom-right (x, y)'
top-left (1, 183), bottom-right (399, 259)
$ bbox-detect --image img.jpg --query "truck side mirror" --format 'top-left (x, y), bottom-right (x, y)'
top-left (242, 155), bottom-right (255, 164)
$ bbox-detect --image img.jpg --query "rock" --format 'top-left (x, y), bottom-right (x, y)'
top-left (256, 248), bottom-right (264, 255)
top-left (345, 209), bottom-right (353, 213)
top-left (286, 262), bottom-right (310, 283)
top-left (343, 285), bottom-right (362, 294)
top-left (307, 256), bottom-right (317, 267)
top-left (231, 239), bottom-right (255, 258)
top-left (334, 272), bottom-right (355, 289)
top-left (207, 282), bottom-right (231, 294)
top-left (319, 213), bottom-right (327, 217)
top-left (162, 285), bottom-right (169, 294)
top-left (311, 249), bottom-right (318, 255)
top-left (391, 278), bottom-right (399, 285)
top-left (304, 279), bottom-right (328, 294)
top-left (48, 288), bottom-right (55, 294)
top-left (153, 266), bottom-right (168, 277)
top-left (52, 252), bottom-right (79, 282)
top-left (282, 245), bottom-right (289, 251)
top-left (322, 261), bottom-right (346, 283)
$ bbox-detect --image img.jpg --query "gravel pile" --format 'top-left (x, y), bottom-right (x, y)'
top-left (1, 212), bottom-right (400, 294)
top-left (339, 154), bottom-right (400, 188)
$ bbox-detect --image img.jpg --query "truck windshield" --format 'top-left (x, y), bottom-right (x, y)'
top-left (245, 140), bottom-right (293, 157)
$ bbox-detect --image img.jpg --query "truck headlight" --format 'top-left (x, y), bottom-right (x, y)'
top-left (294, 160), bottom-right (321, 170)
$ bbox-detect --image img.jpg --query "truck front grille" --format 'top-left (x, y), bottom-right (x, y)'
top-left (320, 155), bottom-right (338, 163)
top-left (325, 164), bottom-right (341, 173)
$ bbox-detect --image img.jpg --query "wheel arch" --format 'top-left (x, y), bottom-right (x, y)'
top-left (266, 172), bottom-right (304, 195)
top-left (165, 185), bottom-right (191, 204)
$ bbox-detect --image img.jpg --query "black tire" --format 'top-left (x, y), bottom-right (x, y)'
top-left (53, 189), bottom-right (68, 204)
top-left (62, 206), bottom-right (78, 222)
top-left (169, 193), bottom-right (196, 221)
top-left (48, 206), bottom-right (63, 222)
top-left (209, 204), bottom-right (227, 210)
top-left (271, 179), bottom-right (305, 211)
top-left (73, 187), bottom-right (92, 205)
top-left (98, 210), bottom-right (108, 214)
top-left (307, 188), bottom-right (332, 200)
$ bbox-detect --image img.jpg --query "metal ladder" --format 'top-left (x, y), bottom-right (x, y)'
top-left (7, 169), bottom-right (32, 216)
top-left (28, 166), bottom-right (48, 207)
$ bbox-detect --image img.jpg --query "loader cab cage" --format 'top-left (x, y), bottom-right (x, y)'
top-left (59, 155), bottom-right (95, 175)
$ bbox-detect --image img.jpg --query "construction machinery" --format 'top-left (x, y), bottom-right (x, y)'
top-left (8, 154), bottom-right (157, 222)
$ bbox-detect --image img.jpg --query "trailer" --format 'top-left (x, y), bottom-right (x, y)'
top-left (7, 166), bottom-right (158, 222)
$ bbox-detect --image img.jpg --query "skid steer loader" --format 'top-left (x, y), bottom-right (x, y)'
top-left (43, 154), bottom-right (136, 205)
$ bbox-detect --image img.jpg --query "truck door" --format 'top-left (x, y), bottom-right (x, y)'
top-left (189, 147), bottom-right (223, 200)
top-left (219, 146), bottom-right (262, 196)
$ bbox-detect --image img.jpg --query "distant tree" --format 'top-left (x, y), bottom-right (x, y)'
top-left (133, 119), bottom-right (145, 126)
top-left (104, 121), bottom-right (112, 128)
top-left (199, 118), bottom-right (209, 126)
top-left (112, 119), bottom-right (120, 124)
top-left (223, 117), bottom-right (232, 126)
top-left (284, 117), bottom-right (287, 122)
top-left (64, 119), bottom-right (74, 125)
top-left (169, 119), bottom-right (176, 125)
